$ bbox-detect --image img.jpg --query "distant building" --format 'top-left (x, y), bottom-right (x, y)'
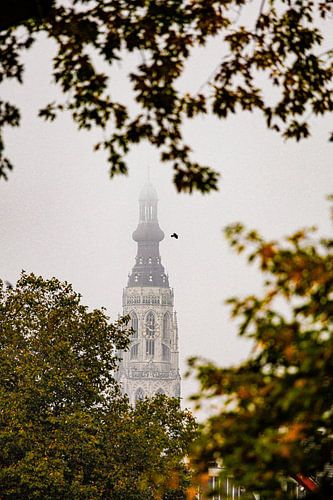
top-left (116, 181), bottom-right (181, 405)
top-left (198, 464), bottom-right (305, 499)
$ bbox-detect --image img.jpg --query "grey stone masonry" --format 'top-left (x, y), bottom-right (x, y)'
top-left (116, 182), bottom-right (181, 405)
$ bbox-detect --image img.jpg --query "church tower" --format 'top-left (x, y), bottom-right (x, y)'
top-left (117, 181), bottom-right (181, 405)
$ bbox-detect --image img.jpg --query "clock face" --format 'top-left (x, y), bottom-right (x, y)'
top-left (144, 314), bottom-right (160, 337)
top-left (145, 322), bottom-right (155, 337)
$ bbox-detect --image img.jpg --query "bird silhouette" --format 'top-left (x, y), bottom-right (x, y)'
top-left (171, 233), bottom-right (178, 239)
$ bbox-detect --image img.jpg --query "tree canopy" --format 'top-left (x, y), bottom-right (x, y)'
top-left (0, 273), bottom-right (197, 499)
top-left (1, 0), bottom-right (332, 192)
top-left (189, 208), bottom-right (333, 498)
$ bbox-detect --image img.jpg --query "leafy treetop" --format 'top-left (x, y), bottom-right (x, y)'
top-left (1, 0), bottom-right (332, 192)
top-left (0, 273), bottom-right (197, 499)
top-left (189, 213), bottom-right (333, 498)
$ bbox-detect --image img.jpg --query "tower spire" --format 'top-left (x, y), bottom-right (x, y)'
top-left (128, 181), bottom-right (169, 287)
top-left (117, 179), bottom-right (181, 405)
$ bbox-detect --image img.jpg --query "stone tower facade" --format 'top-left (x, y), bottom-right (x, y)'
top-left (117, 182), bottom-right (181, 405)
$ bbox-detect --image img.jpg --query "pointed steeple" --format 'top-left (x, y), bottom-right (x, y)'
top-left (128, 182), bottom-right (169, 287)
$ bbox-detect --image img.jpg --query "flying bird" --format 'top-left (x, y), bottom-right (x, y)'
top-left (171, 233), bottom-right (179, 239)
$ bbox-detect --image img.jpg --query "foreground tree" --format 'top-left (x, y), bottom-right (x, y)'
top-left (1, 0), bottom-right (332, 191)
top-left (109, 396), bottom-right (197, 499)
top-left (0, 273), bottom-right (196, 499)
top-left (189, 211), bottom-right (333, 498)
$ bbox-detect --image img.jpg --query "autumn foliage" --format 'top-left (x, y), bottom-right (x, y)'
top-left (1, 1), bottom-right (333, 191)
top-left (0, 273), bottom-right (197, 499)
top-left (190, 214), bottom-right (333, 498)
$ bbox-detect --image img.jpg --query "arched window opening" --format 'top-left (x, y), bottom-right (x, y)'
top-left (145, 312), bottom-right (155, 357)
top-left (130, 312), bottom-right (138, 339)
top-left (163, 313), bottom-right (170, 342)
top-left (146, 339), bottom-right (154, 356)
top-left (135, 388), bottom-right (145, 402)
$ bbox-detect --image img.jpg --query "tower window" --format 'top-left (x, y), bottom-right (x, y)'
top-left (145, 312), bottom-right (155, 357)
top-left (135, 388), bottom-right (145, 402)
top-left (134, 274), bottom-right (139, 282)
top-left (163, 313), bottom-right (170, 342)
top-left (148, 257), bottom-right (152, 264)
top-left (149, 274), bottom-right (153, 282)
top-left (131, 312), bottom-right (138, 339)
top-left (146, 339), bottom-right (155, 356)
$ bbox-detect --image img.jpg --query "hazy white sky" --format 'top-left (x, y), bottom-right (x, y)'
top-left (1, 26), bottom-right (332, 405)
